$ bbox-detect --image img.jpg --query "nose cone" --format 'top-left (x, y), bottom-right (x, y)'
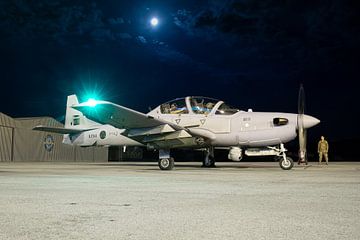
top-left (303, 115), bottom-right (320, 129)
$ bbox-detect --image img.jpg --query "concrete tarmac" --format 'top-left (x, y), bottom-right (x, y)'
top-left (0, 161), bottom-right (359, 240)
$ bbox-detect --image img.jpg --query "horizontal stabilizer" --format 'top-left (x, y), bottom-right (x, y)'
top-left (33, 125), bottom-right (93, 134)
top-left (143, 130), bottom-right (192, 143)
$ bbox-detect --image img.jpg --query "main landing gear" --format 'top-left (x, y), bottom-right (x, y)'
top-left (202, 147), bottom-right (216, 168)
top-left (158, 149), bottom-right (174, 170)
top-left (157, 148), bottom-right (216, 170)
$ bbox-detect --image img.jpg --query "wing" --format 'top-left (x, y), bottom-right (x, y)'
top-left (72, 101), bottom-right (182, 130)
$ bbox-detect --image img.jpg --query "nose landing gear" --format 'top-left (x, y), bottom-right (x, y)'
top-left (269, 144), bottom-right (294, 170)
top-left (202, 147), bottom-right (216, 168)
top-left (277, 144), bottom-right (294, 170)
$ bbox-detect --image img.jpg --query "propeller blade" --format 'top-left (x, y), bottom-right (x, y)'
top-left (297, 84), bottom-right (307, 163)
top-left (299, 128), bottom-right (307, 152)
top-left (298, 84), bottom-right (305, 115)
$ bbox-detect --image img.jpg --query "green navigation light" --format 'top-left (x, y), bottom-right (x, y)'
top-left (87, 98), bottom-right (97, 107)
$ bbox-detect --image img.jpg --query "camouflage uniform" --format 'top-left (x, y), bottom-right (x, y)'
top-left (318, 137), bottom-right (329, 164)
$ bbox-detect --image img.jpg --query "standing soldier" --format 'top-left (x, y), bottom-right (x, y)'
top-left (318, 136), bottom-right (329, 165)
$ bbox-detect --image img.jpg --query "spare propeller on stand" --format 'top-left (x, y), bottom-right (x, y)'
top-left (297, 84), bottom-right (307, 165)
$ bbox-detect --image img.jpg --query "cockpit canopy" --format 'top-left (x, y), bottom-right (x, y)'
top-left (160, 96), bottom-right (241, 115)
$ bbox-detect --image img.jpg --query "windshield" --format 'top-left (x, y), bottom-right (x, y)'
top-left (215, 103), bottom-right (240, 115)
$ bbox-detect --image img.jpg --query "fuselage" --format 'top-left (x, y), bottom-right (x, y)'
top-left (63, 96), bottom-right (320, 149)
top-left (150, 109), bottom-right (307, 147)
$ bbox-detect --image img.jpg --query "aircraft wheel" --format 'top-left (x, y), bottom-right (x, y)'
top-left (279, 157), bottom-right (294, 170)
top-left (158, 157), bottom-right (174, 170)
top-left (202, 155), bottom-right (216, 168)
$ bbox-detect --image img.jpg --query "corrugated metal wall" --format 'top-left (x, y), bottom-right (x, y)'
top-left (0, 113), bottom-right (108, 162)
top-left (0, 113), bottom-right (15, 162)
top-left (0, 126), bottom-right (13, 162)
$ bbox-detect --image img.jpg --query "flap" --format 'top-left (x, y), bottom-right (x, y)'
top-left (143, 130), bottom-right (192, 143)
top-left (128, 124), bottom-right (175, 137)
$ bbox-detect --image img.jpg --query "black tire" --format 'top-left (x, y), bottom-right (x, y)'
top-left (158, 157), bottom-right (174, 170)
top-left (202, 155), bottom-right (216, 168)
top-left (279, 156), bottom-right (294, 170)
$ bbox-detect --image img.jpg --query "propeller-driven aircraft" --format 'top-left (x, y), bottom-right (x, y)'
top-left (34, 88), bottom-right (319, 170)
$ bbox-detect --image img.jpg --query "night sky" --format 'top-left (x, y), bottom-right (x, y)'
top-left (1, 0), bottom-right (359, 142)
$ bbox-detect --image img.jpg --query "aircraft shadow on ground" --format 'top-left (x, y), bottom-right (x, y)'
top-left (93, 162), bottom-right (280, 169)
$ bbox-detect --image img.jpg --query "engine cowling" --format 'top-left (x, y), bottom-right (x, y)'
top-left (228, 147), bottom-right (243, 161)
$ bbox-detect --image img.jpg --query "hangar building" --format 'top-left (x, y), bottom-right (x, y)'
top-left (0, 112), bottom-right (108, 162)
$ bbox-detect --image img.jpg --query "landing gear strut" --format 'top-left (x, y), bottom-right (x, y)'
top-left (158, 149), bottom-right (174, 170)
top-left (202, 147), bottom-right (216, 168)
top-left (277, 144), bottom-right (294, 170)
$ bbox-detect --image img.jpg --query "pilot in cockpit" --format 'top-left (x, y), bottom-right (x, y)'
top-left (170, 103), bottom-right (177, 113)
top-left (205, 102), bottom-right (214, 112)
top-left (162, 103), bottom-right (171, 114)
top-left (192, 98), bottom-right (205, 113)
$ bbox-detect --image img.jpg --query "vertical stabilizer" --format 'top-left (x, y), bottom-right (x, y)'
top-left (65, 94), bottom-right (100, 129)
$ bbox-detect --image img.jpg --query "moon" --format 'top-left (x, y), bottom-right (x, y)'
top-left (150, 17), bottom-right (159, 26)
